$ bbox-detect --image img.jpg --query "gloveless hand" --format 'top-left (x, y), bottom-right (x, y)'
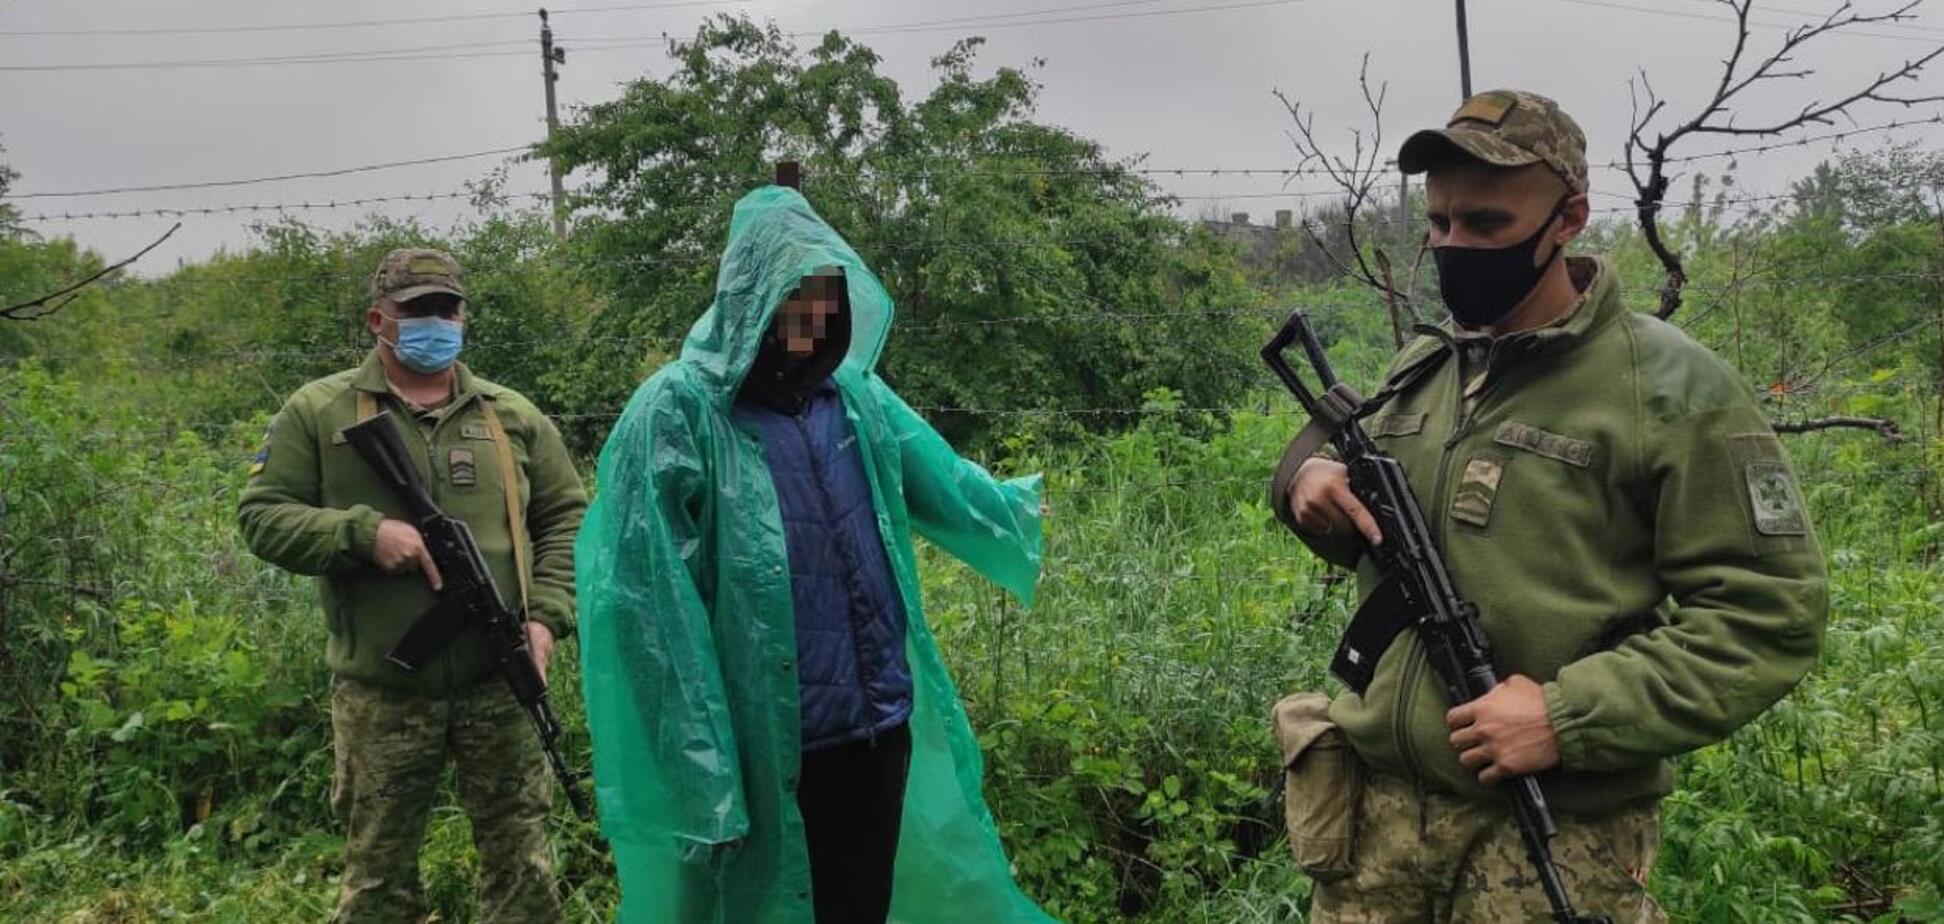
top-left (373, 519), bottom-right (443, 591)
top-left (1289, 457), bottom-right (1384, 545)
top-left (1446, 674), bottom-right (1561, 785)
top-left (526, 621), bottom-right (555, 683)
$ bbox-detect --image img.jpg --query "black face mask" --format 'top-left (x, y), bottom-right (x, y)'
top-left (1432, 197), bottom-right (1569, 329)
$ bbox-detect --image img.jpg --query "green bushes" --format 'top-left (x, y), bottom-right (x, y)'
top-left (1, 362), bottom-right (327, 851)
top-left (6, 138), bottom-right (1944, 920)
top-left (6, 340), bottom-right (1944, 921)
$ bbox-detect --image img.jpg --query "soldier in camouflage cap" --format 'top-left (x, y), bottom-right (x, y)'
top-left (240, 248), bottom-right (587, 923)
top-left (1267, 89), bottom-right (1826, 922)
top-left (1398, 88), bottom-right (1589, 195)
top-left (370, 247), bottom-right (468, 303)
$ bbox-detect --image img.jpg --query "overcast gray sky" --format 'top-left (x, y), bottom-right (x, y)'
top-left (4, 0), bottom-right (1943, 273)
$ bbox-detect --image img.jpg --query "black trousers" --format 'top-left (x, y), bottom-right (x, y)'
top-left (796, 723), bottom-right (913, 923)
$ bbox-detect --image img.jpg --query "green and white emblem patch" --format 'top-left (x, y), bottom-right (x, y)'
top-left (1744, 461), bottom-right (1807, 536)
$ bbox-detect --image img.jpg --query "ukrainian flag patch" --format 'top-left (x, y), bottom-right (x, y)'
top-left (248, 420), bottom-right (274, 477)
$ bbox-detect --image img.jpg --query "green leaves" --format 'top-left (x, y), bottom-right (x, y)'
top-left (542, 16), bottom-right (1263, 451)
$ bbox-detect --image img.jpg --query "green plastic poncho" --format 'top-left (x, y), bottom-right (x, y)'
top-left (577, 185), bottom-right (1053, 923)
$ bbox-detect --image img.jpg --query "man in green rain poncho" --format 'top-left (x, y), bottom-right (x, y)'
top-left (577, 184), bottom-right (1054, 923)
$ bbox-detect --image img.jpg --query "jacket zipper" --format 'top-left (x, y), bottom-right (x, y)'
top-left (1392, 339), bottom-right (1505, 782)
top-left (421, 393), bottom-right (478, 694)
top-left (791, 403), bottom-right (879, 744)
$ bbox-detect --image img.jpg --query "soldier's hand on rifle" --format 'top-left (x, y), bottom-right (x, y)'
top-left (373, 519), bottom-right (444, 591)
top-left (1289, 458), bottom-right (1384, 546)
top-left (1445, 674), bottom-right (1561, 785)
top-left (526, 621), bottom-right (555, 683)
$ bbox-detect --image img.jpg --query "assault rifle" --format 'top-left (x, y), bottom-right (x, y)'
top-left (1262, 311), bottom-right (1608, 924)
top-left (342, 411), bottom-right (593, 820)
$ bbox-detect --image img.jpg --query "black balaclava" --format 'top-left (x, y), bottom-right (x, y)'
top-left (739, 270), bottom-right (853, 413)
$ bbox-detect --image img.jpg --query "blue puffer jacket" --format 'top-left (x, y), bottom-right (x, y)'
top-left (732, 382), bottom-right (914, 752)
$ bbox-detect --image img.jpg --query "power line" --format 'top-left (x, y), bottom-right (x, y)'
top-left (0, 190), bottom-right (1837, 225)
top-left (805, 0), bottom-right (1310, 37)
top-left (1551, 0), bottom-right (1944, 44)
top-left (20, 192), bottom-right (551, 222)
top-left (569, 0), bottom-right (1313, 46)
top-left (0, 0), bottom-right (1317, 72)
top-left (824, 164), bottom-right (1348, 180)
top-left (1598, 115), bottom-right (1944, 171)
top-left (0, 38), bottom-right (539, 73)
top-left (1, 182), bottom-right (1854, 226)
top-left (4, 146), bottom-right (535, 200)
top-left (0, 0), bottom-right (790, 38)
top-left (0, 9), bottom-right (528, 37)
top-left (7, 110), bottom-right (1930, 210)
top-left (1739, 0), bottom-right (1944, 38)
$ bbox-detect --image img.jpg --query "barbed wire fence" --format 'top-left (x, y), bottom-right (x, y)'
top-left (4, 9), bottom-right (1943, 917)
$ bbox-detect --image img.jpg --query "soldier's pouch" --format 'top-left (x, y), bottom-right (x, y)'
top-left (1271, 692), bottom-right (1361, 881)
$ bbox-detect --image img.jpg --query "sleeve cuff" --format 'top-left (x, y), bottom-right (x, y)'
top-left (348, 505), bottom-right (385, 561)
top-left (1542, 680), bottom-right (1590, 771)
top-left (531, 609), bottom-right (576, 640)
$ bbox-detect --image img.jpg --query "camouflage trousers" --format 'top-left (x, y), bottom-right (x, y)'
top-left (1310, 770), bottom-right (1666, 924)
top-left (329, 676), bottom-right (561, 924)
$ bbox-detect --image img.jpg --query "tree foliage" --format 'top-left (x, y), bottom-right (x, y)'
top-left (0, 137), bottom-right (21, 239)
top-left (544, 17), bottom-right (1263, 447)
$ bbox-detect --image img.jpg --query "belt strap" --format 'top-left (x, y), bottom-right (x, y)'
top-left (1289, 383), bottom-right (1365, 469)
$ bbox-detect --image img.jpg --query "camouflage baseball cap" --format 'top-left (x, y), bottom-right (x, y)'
top-left (370, 248), bottom-right (467, 303)
top-left (1397, 89), bottom-right (1588, 194)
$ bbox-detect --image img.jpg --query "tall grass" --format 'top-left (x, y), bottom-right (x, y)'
top-left (3, 350), bottom-right (1941, 922)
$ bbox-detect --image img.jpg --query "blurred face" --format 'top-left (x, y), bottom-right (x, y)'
top-left (777, 275), bottom-right (842, 357)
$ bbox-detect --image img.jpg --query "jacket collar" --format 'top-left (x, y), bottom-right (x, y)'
top-left (351, 349), bottom-right (490, 403)
top-left (1406, 254), bottom-right (1624, 367)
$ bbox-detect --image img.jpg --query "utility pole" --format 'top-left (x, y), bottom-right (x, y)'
top-left (1454, 0), bottom-right (1473, 98)
top-left (540, 8), bottom-right (567, 241)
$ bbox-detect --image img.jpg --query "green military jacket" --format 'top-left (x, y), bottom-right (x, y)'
top-left (238, 351), bottom-right (587, 694)
top-left (1273, 256), bottom-right (1828, 815)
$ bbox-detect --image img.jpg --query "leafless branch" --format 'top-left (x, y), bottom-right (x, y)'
top-left (1375, 248), bottom-right (1406, 349)
top-left (1272, 54), bottom-right (1410, 311)
top-left (1627, 1), bottom-right (1944, 320)
top-left (1, 222), bottom-right (180, 321)
top-left (1771, 415), bottom-right (1903, 439)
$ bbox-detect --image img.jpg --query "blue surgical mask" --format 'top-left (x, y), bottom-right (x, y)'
top-left (385, 315), bottom-right (465, 373)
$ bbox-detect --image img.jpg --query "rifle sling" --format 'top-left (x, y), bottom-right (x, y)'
top-left (480, 398), bottom-right (533, 618)
top-left (1269, 346), bottom-right (1452, 532)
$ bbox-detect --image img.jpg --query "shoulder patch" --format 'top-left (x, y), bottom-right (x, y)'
top-left (247, 419), bottom-right (275, 477)
top-left (1744, 461), bottom-right (1807, 536)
